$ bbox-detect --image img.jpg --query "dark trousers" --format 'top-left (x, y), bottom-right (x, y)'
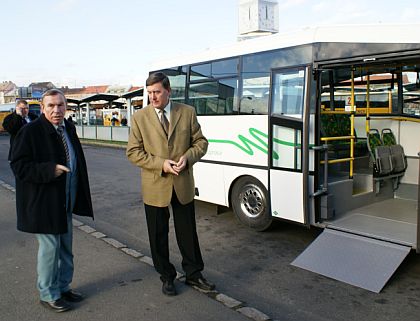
top-left (144, 191), bottom-right (204, 282)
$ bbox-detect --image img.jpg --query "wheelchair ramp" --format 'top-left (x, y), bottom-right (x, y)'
top-left (291, 228), bottom-right (411, 292)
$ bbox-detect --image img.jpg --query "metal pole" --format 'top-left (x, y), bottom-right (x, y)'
top-left (366, 74), bottom-right (370, 134)
top-left (350, 69), bottom-right (355, 179)
top-left (127, 98), bottom-right (132, 127)
top-left (417, 152), bottom-right (420, 253)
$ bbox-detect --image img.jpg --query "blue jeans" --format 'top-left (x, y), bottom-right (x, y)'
top-left (36, 211), bottom-right (73, 302)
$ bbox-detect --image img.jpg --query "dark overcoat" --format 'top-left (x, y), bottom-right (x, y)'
top-left (3, 111), bottom-right (38, 160)
top-left (10, 114), bottom-right (93, 234)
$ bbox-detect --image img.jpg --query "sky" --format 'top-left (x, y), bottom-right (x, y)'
top-left (1, 0), bottom-right (420, 88)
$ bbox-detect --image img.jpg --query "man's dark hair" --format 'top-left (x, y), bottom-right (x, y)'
top-left (41, 89), bottom-right (67, 104)
top-left (146, 72), bottom-right (171, 90)
top-left (15, 99), bottom-right (28, 106)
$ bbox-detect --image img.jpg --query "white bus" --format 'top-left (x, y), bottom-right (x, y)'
top-left (144, 24), bottom-right (420, 292)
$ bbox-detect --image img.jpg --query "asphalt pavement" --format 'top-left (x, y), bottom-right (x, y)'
top-left (0, 185), bottom-right (264, 321)
top-left (2, 135), bottom-right (420, 321)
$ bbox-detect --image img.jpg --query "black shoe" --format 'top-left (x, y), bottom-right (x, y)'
top-left (185, 277), bottom-right (215, 291)
top-left (162, 279), bottom-right (177, 296)
top-left (40, 299), bottom-right (72, 312)
top-left (61, 290), bottom-right (84, 302)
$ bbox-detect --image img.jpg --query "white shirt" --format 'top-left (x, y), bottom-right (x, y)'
top-left (154, 101), bottom-right (171, 123)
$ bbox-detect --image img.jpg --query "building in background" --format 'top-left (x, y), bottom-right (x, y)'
top-left (27, 82), bottom-right (56, 99)
top-left (0, 81), bottom-right (18, 104)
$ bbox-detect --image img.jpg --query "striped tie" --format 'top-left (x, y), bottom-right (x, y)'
top-left (159, 109), bottom-right (169, 135)
top-left (57, 125), bottom-right (70, 165)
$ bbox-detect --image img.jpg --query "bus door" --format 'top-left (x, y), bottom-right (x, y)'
top-left (269, 66), bottom-right (310, 224)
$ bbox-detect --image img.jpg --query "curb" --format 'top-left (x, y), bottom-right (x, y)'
top-left (0, 179), bottom-right (275, 321)
top-left (80, 140), bottom-right (127, 149)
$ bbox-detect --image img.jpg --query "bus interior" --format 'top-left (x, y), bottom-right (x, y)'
top-left (314, 60), bottom-right (420, 249)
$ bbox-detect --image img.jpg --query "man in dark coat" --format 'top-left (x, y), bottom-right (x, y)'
top-left (10, 89), bottom-right (93, 313)
top-left (2, 99), bottom-right (38, 161)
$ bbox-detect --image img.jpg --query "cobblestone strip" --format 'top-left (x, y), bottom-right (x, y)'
top-left (0, 180), bottom-right (15, 193)
top-left (121, 248), bottom-right (144, 258)
top-left (78, 225), bottom-right (96, 234)
top-left (1, 180), bottom-right (274, 321)
top-left (102, 237), bottom-right (126, 249)
top-left (237, 307), bottom-right (271, 321)
top-left (215, 293), bottom-right (243, 309)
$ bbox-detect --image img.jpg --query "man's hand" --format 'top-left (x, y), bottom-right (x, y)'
top-left (162, 159), bottom-right (179, 175)
top-left (55, 164), bottom-right (70, 177)
top-left (15, 106), bottom-right (23, 116)
top-left (172, 155), bottom-right (187, 173)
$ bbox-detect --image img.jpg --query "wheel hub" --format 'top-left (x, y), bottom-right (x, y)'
top-left (239, 184), bottom-right (265, 218)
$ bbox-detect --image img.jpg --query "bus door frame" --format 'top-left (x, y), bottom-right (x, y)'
top-left (268, 65), bottom-right (311, 226)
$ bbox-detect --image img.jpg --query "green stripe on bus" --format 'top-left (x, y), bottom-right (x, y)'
top-left (208, 128), bottom-right (301, 160)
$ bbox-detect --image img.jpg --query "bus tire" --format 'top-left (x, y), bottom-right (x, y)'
top-left (231, 176), bottom-right (272, 231)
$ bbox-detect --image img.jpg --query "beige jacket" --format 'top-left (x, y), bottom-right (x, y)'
top-left (126, 102), bottom-right (208, 207)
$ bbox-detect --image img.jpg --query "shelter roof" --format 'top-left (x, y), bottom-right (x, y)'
top-left (121, 87), bottom-right (144, 99)
top-left (67, 98), bottom-right (81, 105)
top-left (81, 93), bottom-right (120, 103)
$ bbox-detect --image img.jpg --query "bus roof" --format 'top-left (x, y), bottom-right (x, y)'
top-left (149, 24), bottom-right (420, 71)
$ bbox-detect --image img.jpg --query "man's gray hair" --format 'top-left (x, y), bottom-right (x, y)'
top-left (41, 89), bottom-right (67, 104)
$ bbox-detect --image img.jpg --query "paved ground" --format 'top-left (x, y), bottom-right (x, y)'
top-left (2, 135), bottom-right (420, 321)
top-left (0, 187), bottom-right (257, 321)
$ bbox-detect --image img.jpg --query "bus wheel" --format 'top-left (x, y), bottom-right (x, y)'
top-left (231, 176), bottom-right (272, 231)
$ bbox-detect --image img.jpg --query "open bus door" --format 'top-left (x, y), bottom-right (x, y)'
top-left (292, 59), bottom-right (420, 292)
top-left (268, 66), bottom-right (311, 225)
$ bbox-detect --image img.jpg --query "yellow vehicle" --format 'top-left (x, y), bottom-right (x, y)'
top-left (0, 112), bottom-right (11, 131)
top-left (0, 103), bottom-right (14, 132)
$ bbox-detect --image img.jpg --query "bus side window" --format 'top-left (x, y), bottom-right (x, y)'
top-left (240, 74), bottom-right (270, 114)
top-left (188, 78), bottom-right (238, 116)
top-left (162, 66), bottom-right (187, 103)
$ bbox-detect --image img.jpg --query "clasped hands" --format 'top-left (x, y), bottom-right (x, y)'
top-left (163, 155), bottom-right (187, 176)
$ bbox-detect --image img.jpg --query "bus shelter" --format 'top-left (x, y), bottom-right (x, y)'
top-left (79, 93), bottom-right (120, 125)
top-left (121, 87), bottom-right (143, 126)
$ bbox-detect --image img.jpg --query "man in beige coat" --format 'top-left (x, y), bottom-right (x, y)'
top-left (126, 72), bottom-right (215, 296)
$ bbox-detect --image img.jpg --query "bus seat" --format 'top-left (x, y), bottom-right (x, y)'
top-left (374, 146), bottom-right (393, 176)
top-left (381, 128), bottom-right (397, 146)
top-left (367, 129), bottom-right (382, 161)
top-left (389, 144), bottom-right (407, 174)
top-left (381, 128), bottom-right (407, 175)
top-left (368, 129), bottom-right (393, 176)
